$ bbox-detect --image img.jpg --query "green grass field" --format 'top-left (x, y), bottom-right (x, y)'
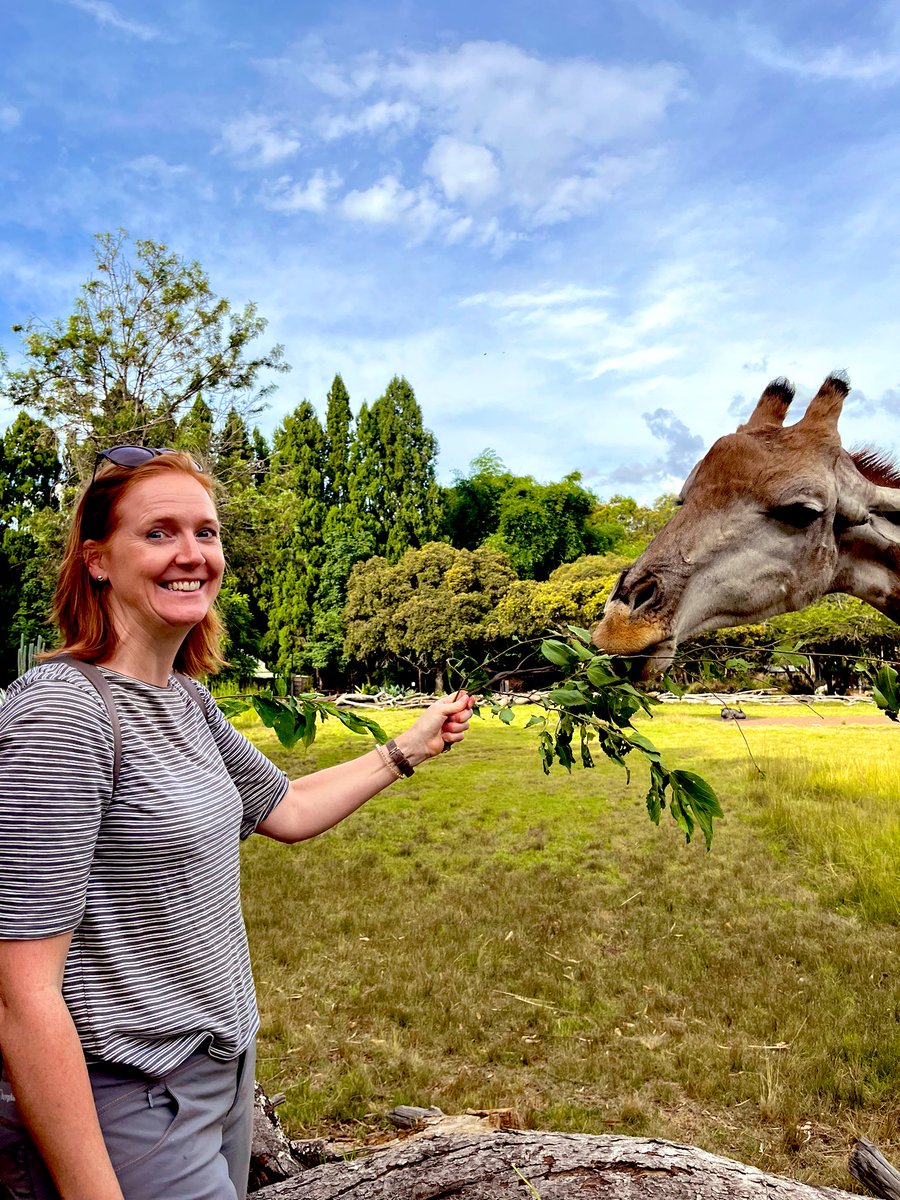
top-left (239, 701), bottom-right (900, 1189)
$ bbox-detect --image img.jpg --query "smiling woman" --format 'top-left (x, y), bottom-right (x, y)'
top-left (0, 449), bottom-right (477, 1200)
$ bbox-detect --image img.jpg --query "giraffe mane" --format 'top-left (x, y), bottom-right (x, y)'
top-left (851, 447), bottom-right (900, 489)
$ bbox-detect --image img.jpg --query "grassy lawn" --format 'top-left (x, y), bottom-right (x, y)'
top-left (239, 701), bottom-right (900, 1188)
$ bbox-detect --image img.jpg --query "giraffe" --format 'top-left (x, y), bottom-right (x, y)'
top-left (591, 373), bottom-right (900, 677)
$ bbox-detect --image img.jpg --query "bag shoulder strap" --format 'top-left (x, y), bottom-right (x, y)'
top-left (54, 657), bottom-right (210, 800)
top-left (174, 673), bottom-right (209, 717)
top-left (56, 656), bottom-right (123, 794)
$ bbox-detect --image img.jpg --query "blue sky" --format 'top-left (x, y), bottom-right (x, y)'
top-left (2, 0), bottom-right (899, 499)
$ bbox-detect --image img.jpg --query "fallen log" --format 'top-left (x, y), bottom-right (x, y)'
top-left (251, 1119), bottom-right (863, 1199)
top-left (849, 1136), bottom-right (900, 1199)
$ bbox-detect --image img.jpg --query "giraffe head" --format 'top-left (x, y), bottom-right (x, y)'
top-left (592, 374), bottom-right (900, 677)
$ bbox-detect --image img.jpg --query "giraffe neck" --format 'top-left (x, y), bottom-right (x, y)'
top-left (832, 517), bottom-right (900, 624)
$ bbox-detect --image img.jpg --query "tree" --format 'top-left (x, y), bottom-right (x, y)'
top-left (441, 449), bottom-right (512, 550)
top-left (343, 542), bottom-right (517, 691)
top-left (485, 473), bottom-right (604, 580)
top-left (348, 377), bottom-right (441, 561)
top-left (324, 374), bottom-right (352, 509)
top-left (175, 395), bottom-right (214, 461)
top-left (3, 230), bottom-right (288, 473)
top-left (307, 514), bottom-right (376, 685)
top-left (491, 553), bottom-right (630, 641)
top-left (257, 401), bottom-right (327, 676)
top-left (0, 415), bottom-right (64, 676)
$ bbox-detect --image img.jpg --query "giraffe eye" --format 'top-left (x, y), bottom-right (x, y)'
top-left (770, 503), bottom-right (823, 529)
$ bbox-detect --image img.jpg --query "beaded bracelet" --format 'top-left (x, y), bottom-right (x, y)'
top-left (375, 743), bottom-right (403, 780)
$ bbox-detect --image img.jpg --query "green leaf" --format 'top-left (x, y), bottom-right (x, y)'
top-left (252, 695), bottom-right (287, 729)
top-left (725, 657), bottom-right (753, 672)
top-left (661, 674), bottom-right (684, 697)
top-left (773, 651), bottom-right (809, 670)
top-left (566, 624), bottom-right (593, 645)
top-left (548, 687), bottom-right (590, 709)
top-left (870, 665), bottom-right (900, 721)
top-left (335, 709), bottom-right (388, 741)
top-left (645, 762), bottom-right (667, 825)
top-left (540, 638), bottom-right (578, 668)
top-left (524, 715), bottom-right (546, 731)
top-left (586, 661), bottom-right (621, 688)
top-left (670, 769), bottom-right (723, 850)
top-left (217, 699), bottom-right (250, 719)
top-left (626, 730), bottom-right (662, 760)
top-left (273, 707), bottom-right (305, 749)
top-left (498, 706), bottom-right (516, 724)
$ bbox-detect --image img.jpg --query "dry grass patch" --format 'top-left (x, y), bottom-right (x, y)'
top-left (240, 702), bottom-right (900, 1188)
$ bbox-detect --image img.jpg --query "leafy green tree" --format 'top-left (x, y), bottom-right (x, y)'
top-left (307, 514), bottom-right (376, 685)
top-left (492, 553), bottom-right (630, 641)
top-left (257, 401), bottom-right (327, 676)
top-left (348, 376), bottom-right (441, 561)
top-left (175, 395), bottom-right (214, 461)
top-left (591, 493), bottom-right (678, 558)
top-left (3, 230), bottom-right (287, 472)
top-left (484, 473), bottom-right (604, 579)
top-left (441, 449), bottom-right (513, 549)
top-left (0, 415), bottom-right (64, 677)
top-left (324, 374), bottom-right (352, 509)
top-left (343, 541), bottom-right (517, 691)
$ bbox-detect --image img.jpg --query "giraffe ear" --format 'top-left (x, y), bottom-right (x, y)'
top-left (799, 372), bottom-right (850, 430)
top-left (739, 378), bottom-right (794, 430)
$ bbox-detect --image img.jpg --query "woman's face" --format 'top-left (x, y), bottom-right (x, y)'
top-left (88, 472), bottom-right (225, 643)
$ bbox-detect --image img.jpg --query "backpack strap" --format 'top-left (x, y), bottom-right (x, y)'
top-left (174, 673), bottom-right (209, 717)
top-left (55, 657), bottom-right (210, 801)
top-left (56, 656), bottom-right (123, 794)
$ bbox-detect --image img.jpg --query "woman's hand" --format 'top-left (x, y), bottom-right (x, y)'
top-left (395, 690), bottom-right (477, 768)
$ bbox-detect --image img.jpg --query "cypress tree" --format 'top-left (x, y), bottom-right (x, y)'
top-left (347, 376), bottom-right (441, 562)
top-left (257, 400), bottom-right (327, 676)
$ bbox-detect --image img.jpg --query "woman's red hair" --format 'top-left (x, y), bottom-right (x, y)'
top-left (47, 452), bottom-right (226, 678)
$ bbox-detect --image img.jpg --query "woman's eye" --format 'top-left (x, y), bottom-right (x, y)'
top-left (198, 528), bottom-right (219, 539)
top-left (770, 504), bottom-right (823, 529)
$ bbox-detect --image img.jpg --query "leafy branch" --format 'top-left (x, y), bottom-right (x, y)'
top-left (450, 626), bottom-right (724, 850)
top-left (217, 692), bottom-right (387, 750)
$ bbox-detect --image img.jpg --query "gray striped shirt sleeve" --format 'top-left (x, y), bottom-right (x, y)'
top-left (0, 675), bottom-right (116, 939)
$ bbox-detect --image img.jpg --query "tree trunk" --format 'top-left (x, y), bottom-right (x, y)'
top-left (251, 1126), bottom-right (860, 1200)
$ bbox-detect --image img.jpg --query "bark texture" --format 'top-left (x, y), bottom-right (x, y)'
top-left (252, 1128), bottom-right (860, 1199)
top-left (849, 1136), bottom-right (900, 1200)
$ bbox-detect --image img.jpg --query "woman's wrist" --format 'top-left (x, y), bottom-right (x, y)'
top-left (393, 732), bottom-right (427, 769)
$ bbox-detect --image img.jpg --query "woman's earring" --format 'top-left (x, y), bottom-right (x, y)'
top-left (96, 575), bottom-right (105, 582)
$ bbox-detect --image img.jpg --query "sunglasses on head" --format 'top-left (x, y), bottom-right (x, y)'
top-left (90, 446), bottom-right (200, 484)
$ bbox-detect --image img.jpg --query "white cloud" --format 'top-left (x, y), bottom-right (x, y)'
top-left (285, 40), bottom-right (685, 238)
top-left (0, 105), bottom-right (21, 131)
top-left (125, 155), bottom-right (190, 185)
top-left (743, 23), bottom-right (900, 83)
top-left (263, 169), bottom-right (341, 214)
top-left (424, 137), bottom-right (501, 203)
top-left (590, 344), bottom-right (682, 378)
top-left (67, 0), bottom-right (162, 41)
top-left (340, 175), bottom-right (450, 241)
top-left (219, 115), bottom-right (301, 168)
top-left (318, 99), bottom-right (419, 140)
top-left (463, 284), bottom-right (613, 311)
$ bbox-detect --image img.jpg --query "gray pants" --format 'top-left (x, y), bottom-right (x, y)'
top-left (0, 1044), bottom-right (255, 1200)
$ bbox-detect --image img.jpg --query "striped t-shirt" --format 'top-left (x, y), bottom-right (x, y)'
top-left (0, 660), bottom-right (289, 1076)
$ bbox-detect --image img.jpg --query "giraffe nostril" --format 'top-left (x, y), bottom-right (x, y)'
top-left (630, 579), bottom-right (658, 612)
